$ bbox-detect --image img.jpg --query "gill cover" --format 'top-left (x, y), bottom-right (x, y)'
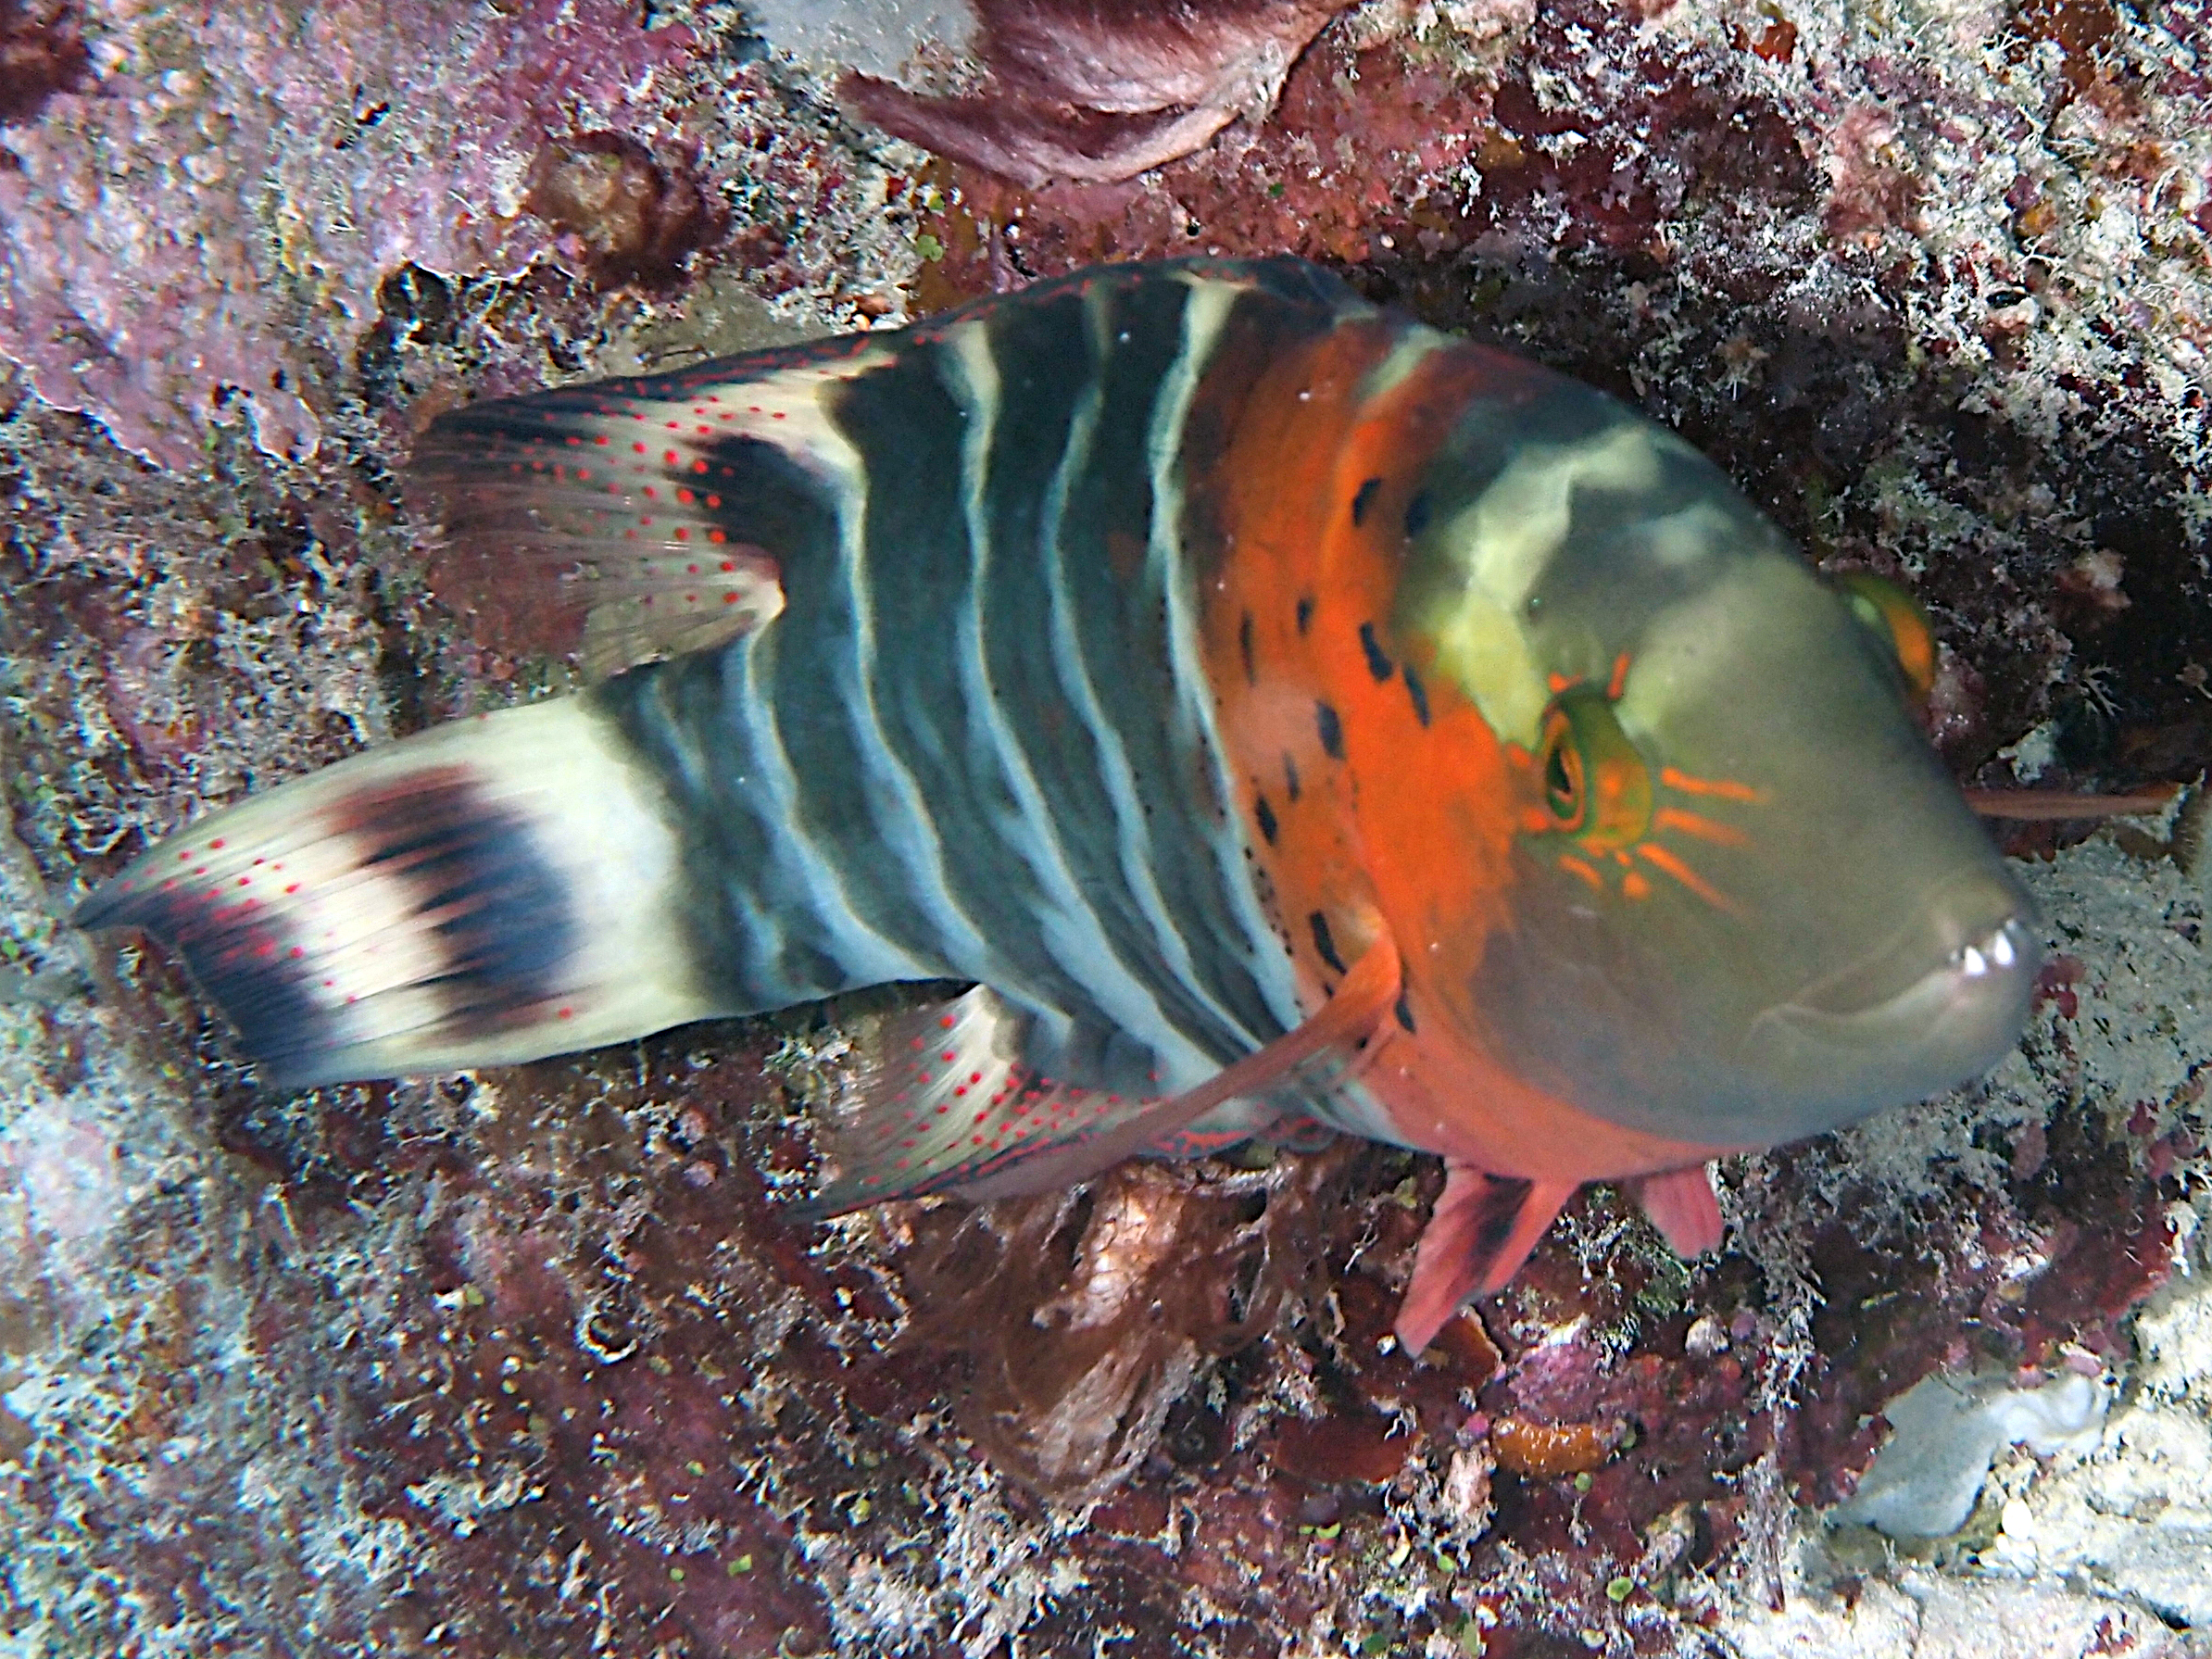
top-left (1398, 377), bottom-right (2036, 1148)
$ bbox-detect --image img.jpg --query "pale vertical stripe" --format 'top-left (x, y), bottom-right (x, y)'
top-left (1141, 277), bottom-right (1312, 1044)
top-left (738, 625), bottom-right (928, 988)
top-left (797, 330), bottom-right (1006, 983)
top-left (1037, 290), bottom-right (1253, 1087)
top-left (945, 302), bottom-right (1177, 1060)
top-left (1354, 324), bottom-right (1451, 404)
top-left (712, 371), bottom-right (941, 989)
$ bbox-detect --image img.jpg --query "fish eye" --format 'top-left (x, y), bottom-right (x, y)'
top-left (1535, 686), bottom-right (1652, 851)
top-left (1540, 715), bottom-right (1586, 825)
top-left (1835, 572), bottom-right (1937, 704)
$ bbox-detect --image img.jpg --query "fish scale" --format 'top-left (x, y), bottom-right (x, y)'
top-left (75, 258), bottom-right (2039, 1351)
top-left (581, 269), bottom-right (1323, 1120)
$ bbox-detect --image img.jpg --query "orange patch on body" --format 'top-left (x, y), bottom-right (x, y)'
top-left (1197, 322), bottom-right (1516, 997)
top-left (1194, 320), bottom-right (1725, 1185)
top-left (1193, 323), bottom-right (1735, 1188)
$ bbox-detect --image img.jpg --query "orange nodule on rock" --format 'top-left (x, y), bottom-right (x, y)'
top-left (1489, 1414), bottom-right (1626, 1478)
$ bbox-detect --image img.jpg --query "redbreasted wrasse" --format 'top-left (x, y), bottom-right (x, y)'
top-left (76, 258), bottom-right (2037, 1351)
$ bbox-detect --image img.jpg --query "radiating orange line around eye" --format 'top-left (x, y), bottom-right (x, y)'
top-left (1659, 767), bottom-right (1767, 804)
top-left (1635, 843), bottom-right (1742, 915)
top-left (1606, 652), bottom-right (1632, 700)
top-left (1653, 807), bottom-right (1752, 848)
top-left (1555, 853), bottom-right (1604, 891)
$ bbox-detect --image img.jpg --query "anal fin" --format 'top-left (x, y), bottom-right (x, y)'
top-left (806, 933), bottom-right (1403, 1215)
top-left (803, 985), bottom-right (1131, 1215)
top-left (1629, 1163), bottom-right (1724, 1258)
top-left (1396, 1163), bottom-right (1577, 1355)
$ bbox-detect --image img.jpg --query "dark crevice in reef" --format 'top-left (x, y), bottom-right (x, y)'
top-left (0, 0), bottom-right (92, 127)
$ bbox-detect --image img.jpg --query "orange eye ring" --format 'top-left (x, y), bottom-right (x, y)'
top-left (1535, 686), bottom-right (1653, 853)
top-left (1836, 571), bottom-right (1937, 705)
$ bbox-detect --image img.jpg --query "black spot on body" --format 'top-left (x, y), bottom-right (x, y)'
top-left (1403, 662), bottom-right (1431, 726)
top-left (1351, 476), bottom-right (1382, 527)
top-left (1238, 610), bottom-right (1256, 685)
top-left (1309, 911), bottom-right (1347, 974)
top-left (1358, 621), bottom-right (1394, 682)
top-left (1404, 493), bottom-right (1432, 537)
top-left (1315, 701), bottom-right (1344, 760)
top-left (1296, 595), bottom-right (1314, 635)
top-left (1254, 793), bottom-right (1278, 846)
top-left (1284, 755), bottom-right (1301, 801)
top-left (1394, 993), bottom-right (1416, 1034)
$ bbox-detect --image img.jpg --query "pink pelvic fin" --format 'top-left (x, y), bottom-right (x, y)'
top-left (1629, 1163), bottom-right (1724, 1259)
top-left (1395, 1163), bottom-right (1576, 1355)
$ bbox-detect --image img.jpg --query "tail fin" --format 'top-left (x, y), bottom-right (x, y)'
top-left (74, 698), bottom-right (727, 1087)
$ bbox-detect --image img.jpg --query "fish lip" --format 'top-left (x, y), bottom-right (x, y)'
top-left (1745, 914), bottom-right (2040, 1080)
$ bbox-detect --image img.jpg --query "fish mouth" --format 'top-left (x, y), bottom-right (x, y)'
top-left (1743, 882), bottom-right (2039, 1107)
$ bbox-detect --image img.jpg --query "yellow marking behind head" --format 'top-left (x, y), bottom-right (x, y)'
top-left (1423, 424), bottom-right (1678, 747)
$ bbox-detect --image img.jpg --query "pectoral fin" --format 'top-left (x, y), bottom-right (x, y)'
top-left (806, 931), bottom-right (1404, 1213)
top-left (1397, 1163), bottom-right (1576, 1355)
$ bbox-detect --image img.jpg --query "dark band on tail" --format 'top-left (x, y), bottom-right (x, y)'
top-left (77, 768), bottom-right (577, 1088)
top-left (321, 772), bottom-right (575, 1033)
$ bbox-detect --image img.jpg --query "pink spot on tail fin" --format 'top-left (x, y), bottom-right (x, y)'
top-left (1629, 1163), bottom-right (1724, 1259)
top-left (1395, 1164), bottom-right (1577, 1355)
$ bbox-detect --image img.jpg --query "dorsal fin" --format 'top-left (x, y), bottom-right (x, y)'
top-left (406, 259), bottom-right (1360, 678)
top-left (805, 933), bottom-right (1405, 1215)
top-left (407, 340), bottom-right (899, 677)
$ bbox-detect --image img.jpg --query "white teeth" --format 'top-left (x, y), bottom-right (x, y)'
top-left (1954, 924), bottom-right (2025, 980)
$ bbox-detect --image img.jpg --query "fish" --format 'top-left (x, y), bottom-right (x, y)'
top-left (73, 258), bottom-right (2040, 1352)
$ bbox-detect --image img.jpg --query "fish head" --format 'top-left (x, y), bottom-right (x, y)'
top-left (1394, 371), bottom-right (2037, 1149)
